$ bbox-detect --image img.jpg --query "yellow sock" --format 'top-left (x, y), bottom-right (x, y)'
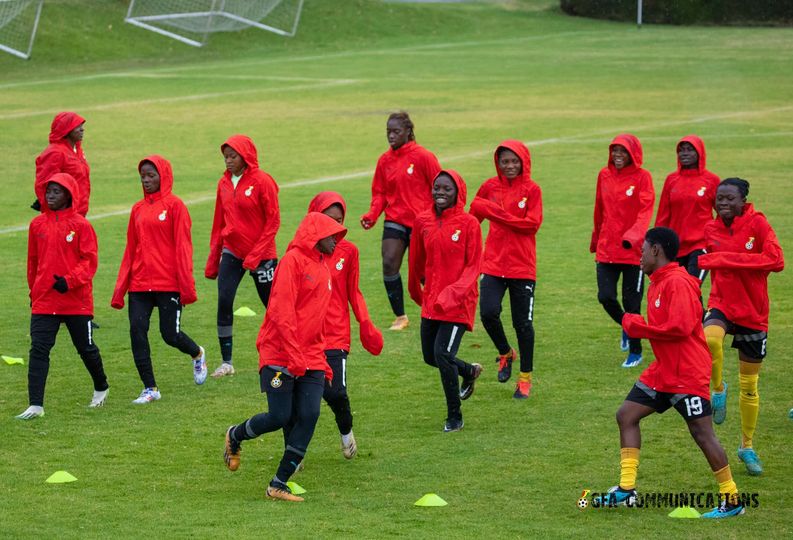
top-left (714, 465), bottom-right (739, 505)
top-left (705, 325), bottom-right (726, 392)
top-left (619, 447), bottom-right (640, 490)
top-left (519, 371), bottom-right (532, 383)
top-left (739, 361), bottom-right (761, 448)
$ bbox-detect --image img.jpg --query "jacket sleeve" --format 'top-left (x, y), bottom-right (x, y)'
top-left (172, 200), bottom-right (197, 305)
top-left (242, 176), bottom-right (280, 270)
top-left (346, 246), bottom-right (383, 355)
top-left (622, 281), bottom-right (700, 341)
top-left (468, 182), bottom-right (490, 223)
top-left (35, 150), bottom-right (64, 187)
top-left (480, 185), bottom-right (543, 234)
top-left (590, 173), bottom-right (603, 253)
top-left (421, 150), bottom-right (442, 194)
top-left (623, 171), bottom-right (655, 249)
top-left (435, 218), bottom-right (483, 312)
top-left (361, 157), bottom-right (387, 225)
top-left (699, 219), bottom-right (784, 272)
top-left (407, 218), bottom-right (426, 307)
top-left (654, 176), bottom-right (673, 228)
top-left (205, 183), bottom-right (224, 279)
top-left (65, 221), bottom-right (98, 290)
top-left (27, 221), bottom-right (38, 292)
top-left (111, 212), bottom-right (137, 309)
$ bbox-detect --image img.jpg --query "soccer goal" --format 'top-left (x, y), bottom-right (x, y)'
top-left (125, 0), bottom-right (305, 47)
top-left (0, 0), bottom-right (43, 59)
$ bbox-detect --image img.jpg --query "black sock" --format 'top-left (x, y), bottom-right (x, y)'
top-left (384, 274), bottom-right (405, 317)
top-left (219, 335), bottom-right (233, 364)
top-left (274, 449), bottom-right (304, 483)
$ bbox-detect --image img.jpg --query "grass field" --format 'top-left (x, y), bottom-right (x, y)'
top-left (1, 0), bottom-right (792, 537)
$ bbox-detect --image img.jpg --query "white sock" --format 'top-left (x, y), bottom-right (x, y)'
top-left (341, 432), bottom-right (353, 445)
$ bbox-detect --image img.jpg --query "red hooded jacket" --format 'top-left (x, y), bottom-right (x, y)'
top-left (408, 170), bottom-right (482, 330)
top-left (470, 140), bottom-right (543, 280)
top-left (308, 192), bottom-right (384, 355)
top-left (111, 156), bottom-right (197, 308)
top-left (258, 212), bottom-right (347, 379)
top-left (698, 204), bottom-right (784, 331)
top-left (28, 173), bottom-right (97, 316)
top-left (655, 135), bottom-right (721, 258)
top-left (623, 264), bottom-right (711, 400)
top-left (35, 112), bottom-right (90, 216)
top-left (590, 134), bottom-right (655, 265)
top-left (205, 135), bottom-right (280, 277)
top-left (362, 140), bottom-right (442, 229)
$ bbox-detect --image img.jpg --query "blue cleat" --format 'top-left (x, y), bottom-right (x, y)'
top-left (702, 500), bottom-right (745, 519)
top-left (737, 447), bottom-right (763, 476)
top-left (593, 486), bottom-right (637, 508)
top-left (621, 353), bottom-right (643, 368)
top-left (711, 382), bottom-right (728, 424)
top-left (620, 330), bottom-right (629, 352)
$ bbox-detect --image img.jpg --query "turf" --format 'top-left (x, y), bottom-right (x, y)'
top-left (1, 0), bottom-right (792, 537)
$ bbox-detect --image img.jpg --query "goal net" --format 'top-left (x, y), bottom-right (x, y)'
top-left (0, 0), bottom-right (43, 59)
top-left (125, 0), bottom-right (305, 47)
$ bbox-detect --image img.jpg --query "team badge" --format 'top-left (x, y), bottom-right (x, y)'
top-left (335, 258), bottom-right (345, 271)
top-left (65, 230), bottom-right (76, 243)
top-left (654, 294), bottom-right (661, 308)
top-left (451, 229), bottom-right (461, 242)
top-left (158, 210), bottom-right (167, 221)
top-left (625, 185), bottom-right (635, 196)
top-left (697, 186), bottom-right (706, 197)
top-left (270, 371), bottom-right (283, 388)
top-left (407, 163), bottom-right (414, 175)
top-left (245, 185), bottom-right (254, 197)
top-left (745, 237), bottom-right (755, 250)
top-left (518, 197), bottom-right (527, 209)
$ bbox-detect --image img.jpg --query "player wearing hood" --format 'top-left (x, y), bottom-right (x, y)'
top-left (591, 134), bottom-right (655, 368)
top-left (360, 112), bottom-right (441, 331)
top-left (408, 170), bottom-right (483, 432)
top-left (34, 112), bottom-right (91, 216)
top-left (699, 178), bottom-right (784, 476)
top-left (655, 135), bottom-right (720, 282)
top-left (17, 173), bottom-right (109, 419)
top-left (111, 156), bottom-right (206, 404)
top-left (470, 140), bottom-right (542, 399)
top-left (307, 192), bottom-right (384, 459)
top-left (205, 135), bottom-right (280, 378)
top-left (223, 212), bottom-right (347, 502)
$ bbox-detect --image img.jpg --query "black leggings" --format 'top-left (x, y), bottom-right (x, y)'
top-left (216, 252), bottom-right (276, 337)
top-left (596, 263), bottom-right (643, 354)
top-left (128, 291), bottom-right (200, 388)
top-left (28, 314), bottom-right (108, 406)
top-left (323, 349), bottom-right (352, 435)
top-left (480, 274), bottom-right (536, 373)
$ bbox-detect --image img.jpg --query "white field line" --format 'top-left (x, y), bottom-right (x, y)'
top-left (2, 109), bottom-right (791, 236)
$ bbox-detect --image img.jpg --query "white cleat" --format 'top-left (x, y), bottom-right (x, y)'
top-left (211, 362), bottom-right (235, 378)
top-left (89, 388), bottom-right (109, 408)
top-left (341, 431), bottom-right (357, 459)
top-left (132, 387), bottom-right (161, 404)
top-left (16, 405), bottom-right (44, 420)
top-left (193, 346), bottom-right (208, 385)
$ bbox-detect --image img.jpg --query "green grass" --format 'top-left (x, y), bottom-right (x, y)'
top-left (1, 0), bottom-right (792, 537)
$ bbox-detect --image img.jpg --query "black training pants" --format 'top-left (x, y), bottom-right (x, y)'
top-left (596, 262), bottom-right (643, 354)
top-left (323, 349), bottom-right (352, 435)
top-left (480, 274), bottom-right (536, 373)
top-left (216, 252), bottom-right (276, 336)
top-left (420, 318), bottom-right (475, 422)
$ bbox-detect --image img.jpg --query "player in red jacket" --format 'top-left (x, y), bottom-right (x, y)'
top-left (34, 112), bottom-right (91, 217)
top-left (205, 135), bottom-right (280, 378)
top-left (223, 212), bottom-right (347, 502)
top-left (655, 135), bottom-right (720, 282)
top-left (698, 178), bottom-right (784, 476)
top-left (594, 227), bottom-right (745, 519)
top-left (111, 156), bottom-right (206, 404)
top-left (307, 192), bottom-right (384, 459)
top-left (590, 134), bottom-right (655, 368)
top-left (470, 140), bottom-right (542, 398)
top-left (408, 170), bottom-right (483, 432)
top-left (360, 112), bottom-right (441, 331)
top-left (17, 173), bottom-right (109, 419)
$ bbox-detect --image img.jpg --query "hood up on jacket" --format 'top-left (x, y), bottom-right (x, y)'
top-left (434, 169), bottom-right (468, 212)
top-left (138, 155), bottom-right (174, 198)
top-left (676, 134), bottom-right (708, 175)
top-left (494, 139), bottom-right (532, 183)
top-left (35, 172), bottom-right (80, 215)
top-left (221, 134), bottom-right (260, 170)
top-left (49, 112), bottom-right (85, 143)
top-left (289, 211), bottom-right (347, 255)
top-left (608, 133), bottom-right (643, 170)
top-left (308, 191), bottom-right (347, 221)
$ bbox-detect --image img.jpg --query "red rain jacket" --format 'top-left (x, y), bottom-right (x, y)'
top-left (655, 135), bottom-right (721, 258)
top-left (590, 134), bottom-right (655, 265)
top-left (470, 140), bottom-right (543, 280)
top-left (699, 204), bottom-right (784, 331)
top-left (205, 135), bottom-right (280, 277)
top-left (409, 170), bottom-right (482, 330)
top-left (111, 155), bottom-right (197, 308)
top-left (28, 173), bottom-right (97, 316)
top-left (35, 112), bottom-right (90, 216)
top-left (308, 192), bottom-right (383, 355)
top-left (361, 140), bottom-right (441, 228)
top-left (623, 264), bottom-right (711, 400)
top-left (258, 212), bottom-right (347, 379)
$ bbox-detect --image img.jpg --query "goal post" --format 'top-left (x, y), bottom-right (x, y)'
top-left (125, 0), bottom-right (305, 48)
top-left (0, 0), bottom-right (44, 60)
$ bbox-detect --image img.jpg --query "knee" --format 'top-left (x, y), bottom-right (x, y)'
top-left (160, 330), bottom-right (181, 347)
top-left (598, 290), bottom-right (617, 305)
top-left (324, 385), bottom-right (347, 406)
top-left (269, 408), bottom-right (293, 429)
top-left (616, 407), bottom-right (633, 429)
top-left (480, 303), bottom-right (501, 325)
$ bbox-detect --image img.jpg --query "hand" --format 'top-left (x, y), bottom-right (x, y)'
top-left (52, 275), bottom-right (68, 294)
top-left (360, 217), bottom-right (372, 230)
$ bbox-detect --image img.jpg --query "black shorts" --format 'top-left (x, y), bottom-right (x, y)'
top-left (382, 220), bottom-right (411, 245)
top-left (704, 308), bottom-right (767, 360)
top-left (626, 382), bottom-right (712, 421)
top-left (260, 365), bottom-right (295, 394)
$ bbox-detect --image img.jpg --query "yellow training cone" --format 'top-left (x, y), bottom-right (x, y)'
top-left (668, 506), bottom-right (700, 518)
top-left (414, 493), bottom-right (447, 507)
top-left (46, 471), bottom-right (77, 484)
top-left (286, 482), bottom-right (306, 494)
top-left (234, 306), bottom-right (257, 317)
top-left (2, 355), bottom-right (24, 365)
